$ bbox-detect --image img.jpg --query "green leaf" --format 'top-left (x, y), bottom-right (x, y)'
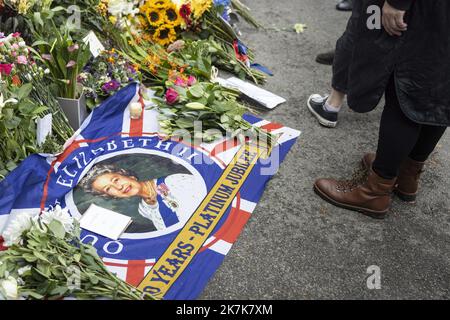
top-left (48, 220), bottom-right (66, 239)
top-left (220, 114), bottom-right (230, 123)
top-left (18, 101), bottom-right (37, 115)
top-left (6, 161), bottom-right (17, 171)
top-left (50, 286), bottom-right (68, 296)
top-left (188, 84), bottom-right (204, 98)
top-left (84, 246), bottom-right (99, 258)
top-left (36, 262), bottom-right (51, 277)
top-left (32, 40), bottom-right (50, 48)
top-left (175, 118), bottom-right (194, 129)
top-left (34, 251), bottom-right (50, 262)
top-left (21, 291), bottom-right (45, 299)
top-left (16, 83), bottom-right (34, 100)
top-left (57, 255), bottom-right (67, 267)
top-left (88, 274), bottom-right (99, 285)
top-left (51, 6), bottom-right (67, 13)
top-left (23, 253), bottom-right (38, 262)
top-left (34, 12), bottom-right (44, 27)
top-left (32, 106), bottom-right (48, 115)
top-left (5, 117), bottom-right (21, 129)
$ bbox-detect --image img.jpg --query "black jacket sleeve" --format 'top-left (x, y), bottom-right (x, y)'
top-left (386, 0), bottom-right (413, 10)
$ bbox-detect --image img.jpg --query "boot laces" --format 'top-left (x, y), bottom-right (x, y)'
top-left (336, 165), bottom-right (369, 192)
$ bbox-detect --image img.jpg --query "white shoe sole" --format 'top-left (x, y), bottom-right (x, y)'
top-left (307, 95), bottom-right (338, 128)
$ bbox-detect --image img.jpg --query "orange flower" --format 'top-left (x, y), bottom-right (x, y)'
top-left (168, 70), bottom-right (178, 82)
top-left (11, 75), bottom-right (21, 86)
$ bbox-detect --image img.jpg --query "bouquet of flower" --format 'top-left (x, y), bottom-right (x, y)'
top-left (114, 31), bottom-right (190, 85)
top-left (0, 205), bottom-right (154, 300)
top-left (34, 27), bottom-right (91, 99)
top-left (106, 31), bottom-right (273, 144)
top-left (0, 33), bottom-right (51, 176)
top-left (96, 0), bottom-right (265, 82)
top-left (173, 0), bottom-right (263, 77)
top-left (78, 49), bottom-right (142, 108)
top-left (1, 0), bottom-right (56, 42)
top-left (0, 32), bottom-right (74, 179)
top-left (156, 76), bottom-right (275, 145)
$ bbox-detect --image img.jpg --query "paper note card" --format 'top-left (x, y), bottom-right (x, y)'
top-left (215, 77), bottom-right (286, 109)
top-left (36, 113), bottom-right (53, 146)
top-left (80, 204), bottom-right (132, 240)
top-left (83, 31), bottom-right (105, 58)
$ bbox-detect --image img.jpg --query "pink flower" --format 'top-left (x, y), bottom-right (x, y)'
top-left (11, 43), bottom-right (19, 50)
top-left (165, 88), bottom-right (179, 105)
top-left (68, 44), bottom-right (79, 52)
top-left (11, 51), bottom-right (17, 57)
top-left (66, 60), bottom-right (76, 68)
top-left (16, 55), bottom-right (28, 65)
top-left (12, 32), bottom-right (21, 38)
top-left (174, 77), bottom-right (187, 87)
top-left (187, 75), bottom-right (197, 86)
top-left (0, 64), bottom-right (13, 76)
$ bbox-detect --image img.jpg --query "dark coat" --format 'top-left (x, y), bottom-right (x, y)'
top-left (342, 0), bottom-right (450, 127)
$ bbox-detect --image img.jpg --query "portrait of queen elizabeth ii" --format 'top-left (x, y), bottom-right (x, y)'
top-left (75, 155), bottom-right (207, 233)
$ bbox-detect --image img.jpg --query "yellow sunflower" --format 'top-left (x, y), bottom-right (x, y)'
top-left (153, 25), bottom-right (177, 46)
top-left (191, 0), bottom-right (212, 19)
top-left (145, 7), bottom-right (165, 27)
top-left (163, 3), bottom-right (183, 27)
top-left (150, 0), bottom-right (172, 10)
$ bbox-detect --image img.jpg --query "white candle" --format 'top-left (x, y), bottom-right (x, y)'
top-left (130, 102), bottom-right (142, 119)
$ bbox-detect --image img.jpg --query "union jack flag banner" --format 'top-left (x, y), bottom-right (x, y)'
top-left (0, 83), bottom-right (300, 300)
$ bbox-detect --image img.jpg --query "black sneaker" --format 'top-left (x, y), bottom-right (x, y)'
top-left (336, 0), bottom-right (353, 11)
top-left (307, 94), bottom-right (338, 128)
top-left (315, 50), bottom-right (335, 66)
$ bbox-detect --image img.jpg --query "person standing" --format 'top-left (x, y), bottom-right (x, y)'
top-left (312, 0), bottom-right (450, 218)
top-left (315, 1), bottom-right (354, 66)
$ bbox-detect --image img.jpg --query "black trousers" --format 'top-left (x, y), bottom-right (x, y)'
top-left (373, 77), bottom-right (447, 179)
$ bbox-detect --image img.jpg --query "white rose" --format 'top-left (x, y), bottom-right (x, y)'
top-left (0, 277), bottom-right (19, 300)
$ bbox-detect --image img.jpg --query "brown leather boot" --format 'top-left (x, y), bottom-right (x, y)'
top-left (394, 158), bottom-right (425, 202)
top-left (314, 167), bottom-right (396, 219)
top-left (361, 153), bottom-right (425, 203)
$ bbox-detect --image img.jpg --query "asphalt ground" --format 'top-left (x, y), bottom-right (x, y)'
top-left (200, 0), bottom-right (450, 299)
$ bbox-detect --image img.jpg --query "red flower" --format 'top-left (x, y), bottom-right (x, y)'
top-left (12, 32), bottom-right (21, 38)
top-left (0, 236), bottom-right (7, 252)
top-left (179, 4), bottom-right (192, 24)
top-left (165, 88), bottom-right (179, 105)
top-left (0, 63), bottom-right (13, 76)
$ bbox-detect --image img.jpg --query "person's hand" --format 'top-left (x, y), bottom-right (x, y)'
top-left (382, 1), bottom-right (408, 36)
